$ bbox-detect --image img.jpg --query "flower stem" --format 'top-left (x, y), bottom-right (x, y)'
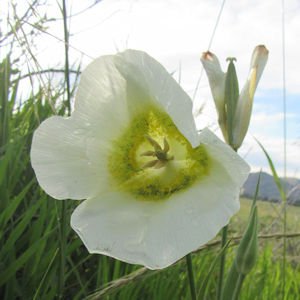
top-left (58, 201), bottom-right (67, 299)
top-left (186, 253), bottom-right (197, 300)
top-left (217, 144), bottom-right (237, 299)
top-left (232, 273), bottom-right (245, 300)
top-left (58, 0), bottom-right (70, 298)
top-left (217, 224), bottom-right (228, 300)
top-left (62, 0), bottom-right (71, 115)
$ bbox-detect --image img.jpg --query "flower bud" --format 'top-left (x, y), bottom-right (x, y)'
top-left (201, 45), bottom-right (269, 150)
top-left (224, 58), bottom-right (239, 146)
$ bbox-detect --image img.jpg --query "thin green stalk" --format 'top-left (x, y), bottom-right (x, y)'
top-left (232, 273), bottom-right (245, 300)
top-left (282, 201), bottom-right (287, 299)
top-left (58, 0), bottom-right (71, 298)
top-left (62, 0), bottom-right (71, 115)
top-left (217, 144), bottom-right (237, 299)
top-left (58, 201), bottom-right (67, 299)
top-left (281, 1), bottom-right (287, 297)
top-left (34, 248), bottom-right (59, 300)
top-left (217, 224), bottom-right (228, 299)
top-left (186, 253), bottom-right (197, 300)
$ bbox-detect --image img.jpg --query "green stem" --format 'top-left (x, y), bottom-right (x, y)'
top-left (58, 0), bottom-right (70, 298)
top-left (217, 144), bottom-right (237, 299)
top-left (217, 224), bottom-right (228, 300)
top-left (186, 253), bottom-right (197, 300)
top-left (62, 0), bottom-right (71, 115)
top-left (58, 201), bottom-right (67, 299)
top-left (232, 273), bottom-right (245, 300)
top-left (282, 201), bottom-right (287, 299)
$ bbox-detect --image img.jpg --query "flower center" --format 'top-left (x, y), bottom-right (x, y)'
top-left (108, 104), bottom-right (210, 201)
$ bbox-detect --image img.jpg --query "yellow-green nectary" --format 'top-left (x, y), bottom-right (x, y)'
top-left (109, 103), bottom-right (210, 200)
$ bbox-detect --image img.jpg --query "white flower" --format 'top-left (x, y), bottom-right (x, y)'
top-left (201, 45), bottom-right (269, 150)
top-left (31, 50), bottom-right (250, 269)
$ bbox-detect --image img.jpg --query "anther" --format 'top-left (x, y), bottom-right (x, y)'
top-left (140, 150), bottom-right (156, 157)
top-left (144, 135), bottom-right (162, 152)
top-left (163, 137), bottom-right (170, 152)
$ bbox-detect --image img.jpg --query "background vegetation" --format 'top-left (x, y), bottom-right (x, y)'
top-left (1, 1), bottom-right (299, 299)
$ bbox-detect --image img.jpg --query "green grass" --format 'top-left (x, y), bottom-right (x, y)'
top-left (235, 198), bottom-right (300, 233)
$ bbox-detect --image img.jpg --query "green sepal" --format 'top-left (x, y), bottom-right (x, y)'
top-left (224, 58), bottom-right (239, 147)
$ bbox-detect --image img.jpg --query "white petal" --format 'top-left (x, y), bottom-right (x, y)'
top-left (31, 116), bottom-right (109, 200)
top-left (32, 55), bottom-right (136, 200)
top-left (71, 129), bottom-right (249, 269)
top-left (199, 128), bottom-right (250, 187)
top-left (114, 50), bottom-right (199, 147)
top-left (71, 193), bottom-right (158, 267)
top-left (200, 51), bottom-right (226, 126)
top-left (74, 50), bottom-right (198, 146)
top-left (74, 54), bottom-right (130, 142)
top-left (249, 45), bottom-right (269, 90)
top-left (233, 45), bottom-right (269, 148)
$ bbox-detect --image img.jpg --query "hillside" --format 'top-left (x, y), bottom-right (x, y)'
top-left (241, 171), bottom-right (300, 205)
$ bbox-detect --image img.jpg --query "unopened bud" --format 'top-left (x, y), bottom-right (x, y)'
top-left (201, 45), bottom-right (268, 150)
top-left (224, 58), bottom-right (239, 147)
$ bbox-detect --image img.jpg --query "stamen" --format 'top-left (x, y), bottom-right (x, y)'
top-left (154, 160), bottom-right (167, 169)
top-left (140, 150), bottom-right (156, 157)
top-left (142, 160), bottom-right (159, 169)
top-left (163, 137), bottom-right (170, 152)
top-left (145, 135), bottom-right (162, 151)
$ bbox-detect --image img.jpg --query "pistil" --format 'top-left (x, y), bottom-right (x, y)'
top-left (141, 135), bottom-right (174, 169)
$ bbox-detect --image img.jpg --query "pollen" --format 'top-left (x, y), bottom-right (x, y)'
top-left (108, 103), bottom-right (210, 201)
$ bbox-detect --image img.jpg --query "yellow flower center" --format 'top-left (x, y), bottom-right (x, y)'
top-left (108, 104), bottom-right (210, 201)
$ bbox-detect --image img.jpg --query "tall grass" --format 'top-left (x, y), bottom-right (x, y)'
top-left (1, 1), bottom-right (299, 299)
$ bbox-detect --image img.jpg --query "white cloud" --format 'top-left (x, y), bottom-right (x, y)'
top-left (239, 133), bottom-right (300, 178)
top-left (251, 112), bottom-right (286, 123)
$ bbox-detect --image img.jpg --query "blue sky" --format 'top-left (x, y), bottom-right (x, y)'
top-left (3, 0), bottom-right (300, 177)
top-left (243, 90), bottom-right (299, 177)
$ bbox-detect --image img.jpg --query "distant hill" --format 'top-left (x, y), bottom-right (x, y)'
top-left (241, 172), bottom-right (300, 205)
top-left (287, 184), bottom-right (300, 205)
